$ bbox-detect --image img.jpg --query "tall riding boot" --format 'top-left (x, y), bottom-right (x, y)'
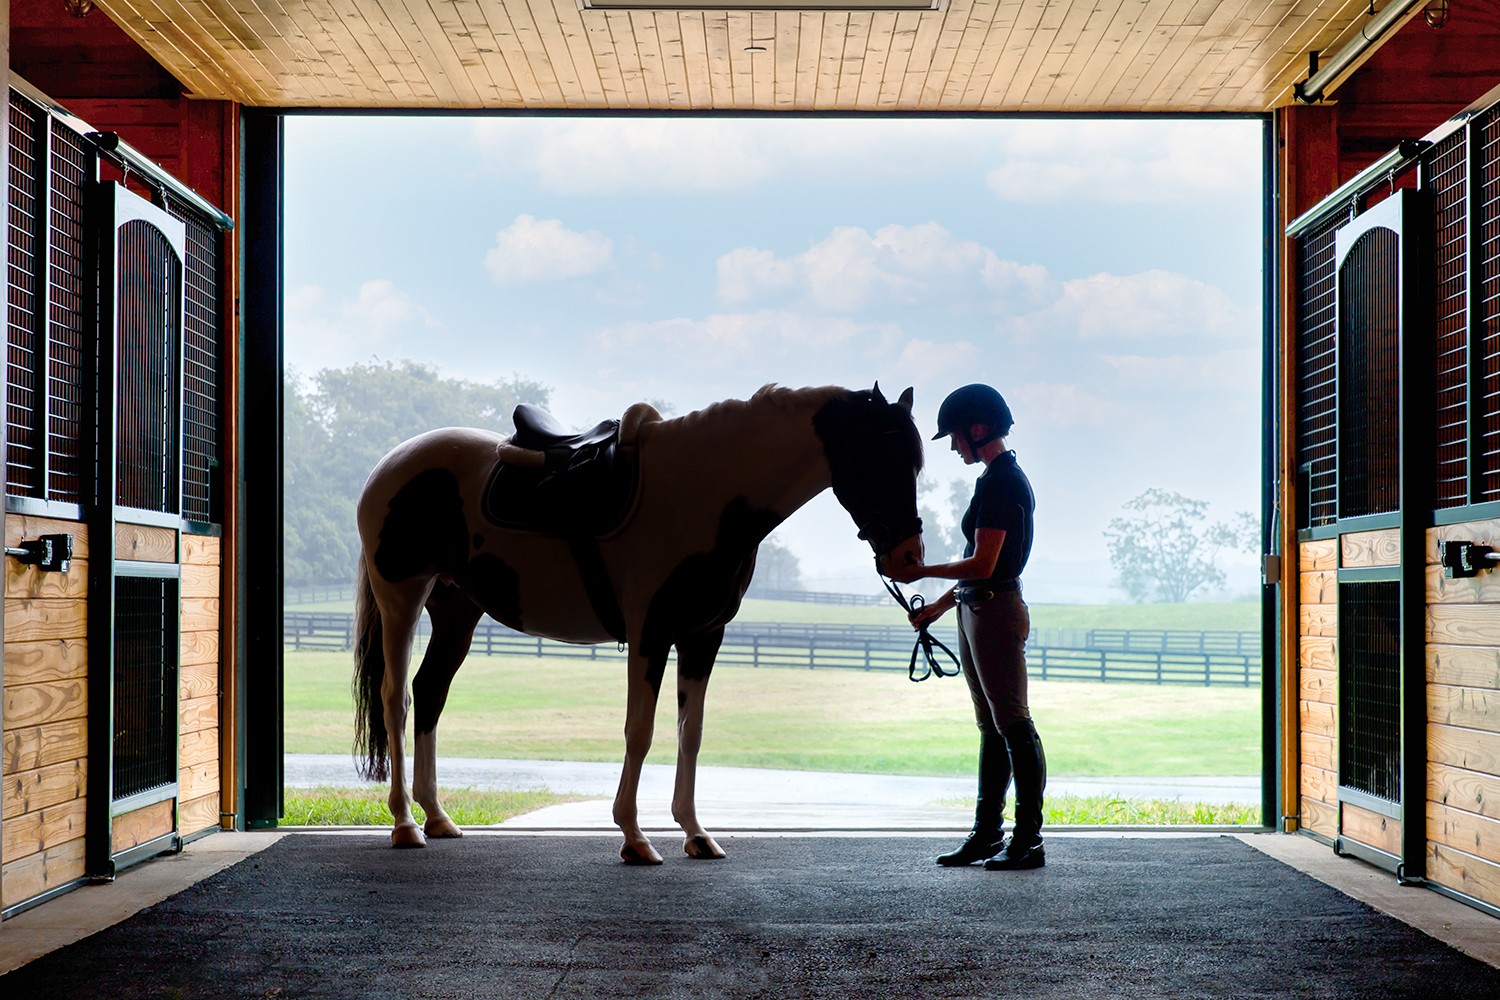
top-left (984, 719), bottom-right (1047, 871)
top-left (936, 732), bottom-right (1012, 866)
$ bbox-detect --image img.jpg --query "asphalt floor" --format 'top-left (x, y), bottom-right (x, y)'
top-left (4, 833), bottom-right (1500, 999)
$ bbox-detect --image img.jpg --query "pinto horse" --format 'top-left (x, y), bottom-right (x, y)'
top-left (352, 384), bottom-right (924, 862)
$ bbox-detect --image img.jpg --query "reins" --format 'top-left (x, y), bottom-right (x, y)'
top-left (879, 572), bottom-right (962, 683)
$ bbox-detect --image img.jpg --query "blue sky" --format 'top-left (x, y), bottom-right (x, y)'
top-left (285, 115), bottom-right (1265, 601)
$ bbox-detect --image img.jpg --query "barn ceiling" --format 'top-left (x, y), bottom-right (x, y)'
top-left (90, 0), bottom-right (1414, 112)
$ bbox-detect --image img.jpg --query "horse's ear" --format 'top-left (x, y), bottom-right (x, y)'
top-left (896, 387), bottom-right (914, 413)
top-left (872, 381), bottom-right (886, 404)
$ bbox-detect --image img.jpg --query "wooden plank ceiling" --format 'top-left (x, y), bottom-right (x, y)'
top-left (90, 0), bottom-right (1405, 111)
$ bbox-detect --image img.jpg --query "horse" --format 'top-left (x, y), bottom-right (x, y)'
top-left (351, 383), bottom-right (925, 863)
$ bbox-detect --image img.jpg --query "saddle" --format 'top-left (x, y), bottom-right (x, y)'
top-left (481, 404), bottom-right (640, 539)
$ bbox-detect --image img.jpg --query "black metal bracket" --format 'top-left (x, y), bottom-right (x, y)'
top-left (5, 532), bottom-right (74, 572)
top-left (1439, 539), bottom-right (1497, 578)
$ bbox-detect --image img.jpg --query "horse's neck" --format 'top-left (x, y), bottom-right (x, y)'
top-left (652, 388), bottom-right (838, 521)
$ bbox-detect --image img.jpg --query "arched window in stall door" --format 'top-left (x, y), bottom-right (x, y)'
top-left (91, 180), bottom-right (186, 850)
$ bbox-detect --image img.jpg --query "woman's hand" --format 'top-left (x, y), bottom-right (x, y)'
top-left (883, 561), bottom-right (926, 584)
top-left (909, 601), bottom-right (950, 629)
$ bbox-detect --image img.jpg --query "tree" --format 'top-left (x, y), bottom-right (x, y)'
top-left (284, 360), bottom-right (550, 588)
top-left (916, 475), bottom-right (965, 565)
top-left (1103, 489), bottom-right (1257, 603)
top-left (751, 534), bottom-right (803, 591)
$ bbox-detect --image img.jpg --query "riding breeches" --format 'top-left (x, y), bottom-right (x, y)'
top-left (957, 590), bottom-right (1032, 734)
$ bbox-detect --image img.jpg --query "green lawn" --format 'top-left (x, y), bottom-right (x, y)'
top-left (287, 648), bottom-right (1260, 778)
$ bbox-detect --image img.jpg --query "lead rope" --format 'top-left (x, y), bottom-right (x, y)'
top-left (879, 573), bottom-right (962, 682)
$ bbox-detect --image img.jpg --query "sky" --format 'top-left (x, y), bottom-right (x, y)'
top-left (284, 115), bottom-right (1265, 602)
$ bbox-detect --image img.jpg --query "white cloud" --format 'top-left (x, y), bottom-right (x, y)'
top-left (717, 222), bottom-right (1051, 312)
top-left (285, 279), bottom-right (439, 371)
top-left (594, 310), bottom-right (887, 365)
top-left (1009, 381), bottom-right (1134, 429)
top-left (1103, 349), bottom-right (1262, 393)
top-left (1005, 269), bottom-right (1252, 343)
top-left (484, 214), bottom-right (613, 285)
top-left (895, 338), bottom-right (982, 384)
top-left (985, 120), bottom-right (1261, 205)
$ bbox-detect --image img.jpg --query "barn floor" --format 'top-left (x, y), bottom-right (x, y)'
top-left (2, 831), bottom-right (1499, 998)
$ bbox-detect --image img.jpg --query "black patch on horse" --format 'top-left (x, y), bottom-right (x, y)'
top-left (373, 469), bottom-right (469, 582)
top-left (640, 498), bottom-right (782, 692)
top-left (811, 390), bottom-right (924, 554)
top-left (455, 553), bottom-right (524, 632)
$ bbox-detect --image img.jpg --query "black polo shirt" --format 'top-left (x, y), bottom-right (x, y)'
top-left (960, 450), bottom-right (1034, 586)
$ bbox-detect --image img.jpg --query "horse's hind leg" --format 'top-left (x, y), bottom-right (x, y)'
top-left (614, 646), bottom-right (670, 865)
top-left (412, 584), bottom-right (485, 840)
top-left (673, 627), bottom-right (726, 860)
top-left (374, 578), bottom-right (431, 848)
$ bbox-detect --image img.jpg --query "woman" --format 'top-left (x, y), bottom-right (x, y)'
top-left (885, 383), bottom-right (1047, 870)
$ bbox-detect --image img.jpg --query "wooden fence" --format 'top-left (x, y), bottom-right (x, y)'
top-left (285, 612), bottom-right (1259, 687)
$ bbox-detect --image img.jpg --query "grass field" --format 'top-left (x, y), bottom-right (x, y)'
top-left (287, 648), bottom-right (1260, 778)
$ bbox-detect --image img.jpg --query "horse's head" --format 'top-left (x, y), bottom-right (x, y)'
top-left (813, 383), bottom-right (925, 573)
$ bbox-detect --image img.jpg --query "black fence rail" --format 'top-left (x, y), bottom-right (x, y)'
top-left (286, 613), bottom-right (1259, 687)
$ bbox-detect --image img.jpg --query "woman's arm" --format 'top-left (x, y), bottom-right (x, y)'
top-left (886, 528), bottom-right (1005, 584)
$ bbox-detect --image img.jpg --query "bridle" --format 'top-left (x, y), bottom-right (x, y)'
top-left (877, 571), bottom-right (961, 683)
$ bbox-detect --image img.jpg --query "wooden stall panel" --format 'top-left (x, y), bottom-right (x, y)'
top-left (114, 524), bottom-right (177, 562)
top-left (178, 537), bottom-right (221, 837)
top-left (1297, 544), bottom-right (1339, 840)
top-left (1, 838), bottom-right (86, 910)
top-left (1341, 528), bottom-right (1400, 568)
top-left (112, 799), bottom-right (174, 852)
top-left (1341, 801), bottom-right (1401, 857)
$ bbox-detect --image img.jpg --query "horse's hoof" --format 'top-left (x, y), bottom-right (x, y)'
top-left (684, 835), bottom-right (725, 860)
top-left (391, 824), bottom-right (427, 849)
top-left (620, 841), bottom-right (663, 865)
top-left (424, 816), bottom-right (464, 839)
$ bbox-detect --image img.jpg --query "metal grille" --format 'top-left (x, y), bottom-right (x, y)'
top-left (170, 205), bottom-right (219, 524)
top-left (1432, 130), bottom-right (1470, 508)
top-left (1338, 581), bottom-right (1402, 803)
top-left (112, 575), bottom-right (179, 800)
top-left (48, 120), bottom-right (91, 505)
top-left (116, 220), bottom-right (181, 514)
top-left (1338, 226), bottom-right (1402, 519)
top-left (1480, 109), bottom-right (1500, 501)
top-left (7, 95), bottom-right (44, 497)
top-left (1295, 214), bottom-right (1343, 527)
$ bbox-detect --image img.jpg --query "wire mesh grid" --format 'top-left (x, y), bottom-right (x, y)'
top-left (1338, 581), bottom-right (1402, 803)
top-left (1295, 215), bottom-right (1343, 527)
top-left (1479, 109), bottom-right (1500, 501)
top-left (170, 206), bottom-right (219, 524)
top-left (47, 120), bottom-right (90, 505)
top-left (1431, 129), bottom-right (1470, 508)
top-left (112, 575), bottom-right (179, 801)
top-left (115, 220), bottom-right (181, 514)
top-left (7, 94), bottom-right (43, 497)
top-left (1338, 226), bottom-right (1402, 519)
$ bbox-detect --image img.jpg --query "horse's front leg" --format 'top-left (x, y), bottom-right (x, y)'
top-left (673, 628), bottom-right (725, 860)
top-left (411, 586), bottom-right (484, 840)
top-left (613, 646), bottom-right (669, 865)
top-left (376, 588), bottom-right (429, 849)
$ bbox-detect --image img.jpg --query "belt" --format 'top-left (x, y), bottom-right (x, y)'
top-left (954, 580), bottom-right (1020, 605)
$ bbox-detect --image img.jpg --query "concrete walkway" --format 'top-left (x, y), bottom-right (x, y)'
top-left (285, 754), bottom-right (1261, 830)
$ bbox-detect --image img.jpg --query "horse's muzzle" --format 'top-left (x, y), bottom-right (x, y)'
top-left (877, 533), bottom-right (924, 577)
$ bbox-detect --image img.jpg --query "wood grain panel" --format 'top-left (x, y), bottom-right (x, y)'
top-left (6, 559), bottom-right (88, 601)
top-left (115, 524), bottom-right (177, 562)
top-left (1300, 635), bottom-right (1335, 672)
top-left (1429, 684), bottom-right (1500, 735)
top-left (1428, 645), bottom-right (1500, 689)
top-left (1340, 528), bottom-right (1400, 568)
top-left (180, 563), bottom-right (219, 598)
top-left (179, 757), bottom-right (219, 801)
top-left (1300, 539), bottom-right (1337, 570)
top-left (181, 597), bottom-right (220, 634)
top-left (180, 694), bottom-right (218, 734)
top-left (5, 638), bottom-right (88, 687)
top-left (178, 792), bottom-right (221, 837)
top-left (1430, 518), bottom-right (1500, 564)
top-left (0, 797), bottom-right (85, 866)
top-left (1427, 841), bottom-right (1500, 908)
top-left (6, 516), bottom-right (89, 559)
top-left (1300, 603), bottom-right (1336, 638)
top-left (3, 759), bottom-right (86, 820)
top-left (1301, 795), bottom-right (1337, 838)
top-left (4, 599), bottom-right (87, 643)
top-left (1429, 800), bottom-right (1500, 865)
top-left (1300, 763), bottom-right (1336, 804)
top-left (0, 835), bottom-right (86, 910)
top-left (180, 659), bottom-right (218, 701)
top-left (1429, 761), bottom-right (1500, 821)
top-left (1300, 666), bottom-right (1335, 705)
top-left (4, 678), bottom-right (87, 729)
top-left (1300, 569), bottom-right (1336, 605)
top-left (1426, 605), bottom-right (1500, 646)
top-left (113, 799), bottom-right (175, 851)
top-left (1300, 700), bottom-right (1335, 739)
top-left (1426, 563), bottom-right (1500, 605)
top-left (1430, 723), bottom-right (1500, 776)
top-left (1341, 801), bottom-right (1401, 856)
top-left (1302, 731), bottom-right (1334, 771)
top-left (181, 629), bottom-right (220, 669)
top-left (2, 717), bottom-right (88, 773)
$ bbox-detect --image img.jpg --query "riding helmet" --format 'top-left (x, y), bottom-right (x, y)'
top-left (933, 384), bottom-right (1014, 443)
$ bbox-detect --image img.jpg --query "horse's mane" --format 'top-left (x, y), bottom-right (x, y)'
top-left (658, 384), bottom-right (845, 434)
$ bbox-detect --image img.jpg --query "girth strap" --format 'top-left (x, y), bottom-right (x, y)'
top-left (570, 536), bottom-right (626, 645)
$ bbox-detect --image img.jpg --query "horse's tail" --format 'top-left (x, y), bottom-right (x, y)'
top-left (351, 552), bottom-right (389, 782)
